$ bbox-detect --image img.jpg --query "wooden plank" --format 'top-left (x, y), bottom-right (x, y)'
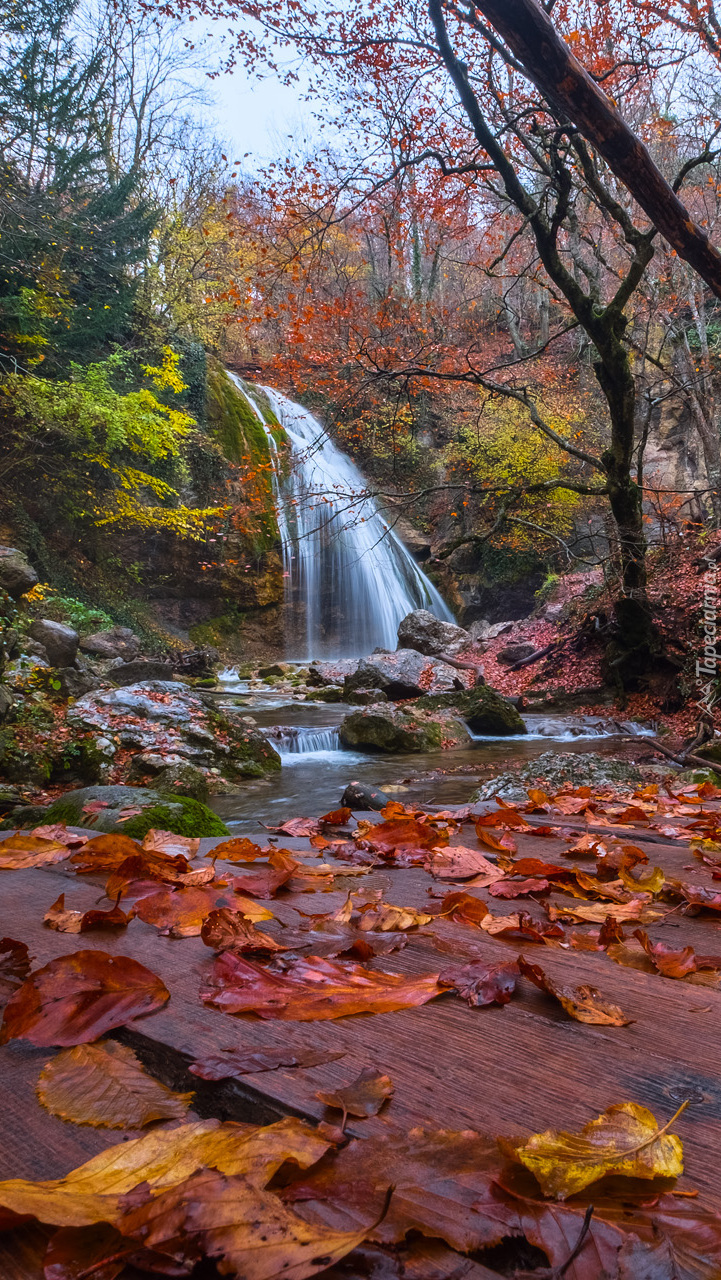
top-left (2, 809), bottom-right (721, 1211)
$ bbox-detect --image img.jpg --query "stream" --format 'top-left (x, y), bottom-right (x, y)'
top-left (214, 376), bottom-right (652, 833)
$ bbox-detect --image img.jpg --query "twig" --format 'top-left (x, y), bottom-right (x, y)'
top-left (633, 737), bottom-right (720, 773)
top-left (506, 641), bottom-right (560, 672)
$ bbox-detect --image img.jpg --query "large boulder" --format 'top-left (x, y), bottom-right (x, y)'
top-left (345, 649), bottom-right (463, 700)
top-left (416, 687), bottom-right (527, 736)
top-left (29, 620), bottom-right (79, 668)
top-left (468, 620), bottom-right (514, 643)
top-left (308, 659), bottom-right (359, 687)
top-left (6, 784), bottom-right (228, 837)
top-left (397, 609), bottom-right (470, 657)
top-left (80, 628), bottom-right (141, 660)
top-left (68, 681), bottom-right (281, 781)
top-left (496, 642), bottom-right (536, 667)
top-left (339, 706), bottom-right (446, 753)
top-left (0, 546), bottom-right (37, 598)
top-left (109, 660), bottom-right (172, 686)
top-left (472, 751), bottom-right (643, 803)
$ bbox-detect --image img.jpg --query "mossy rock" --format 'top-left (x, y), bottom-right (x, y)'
top-left (413, 687), bottom-right (526, 736)
top-left (339, 708), bottom-right (444, 753)
top-left (4, 785), bottom-right (229, 836)
top-left (695, 742), bottom-right (721, 764)
top-left (205, 359), bottom-right (272, 468)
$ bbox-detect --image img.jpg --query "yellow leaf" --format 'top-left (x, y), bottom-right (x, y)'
top-left (37, 1041), bottom-right (193, 1130)
top-left (507, 1101), bottom-right (687, 1199)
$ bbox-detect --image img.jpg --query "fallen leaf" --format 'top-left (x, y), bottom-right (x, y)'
top-left (201, 952), bottom-right (444, 1020)
top-left (320, 808), bottom-right (353, 826)
top-left (229, 893), bottom-right (275, 924)
top-left (0, 950), bottom-right (169, 1047)
top-left (208, 837), bottom-right (265, 862)
top-left (438, 891), bottom-right (489, 927)
top-left (189, 1047), bottom-right (346, 1079)
top-left (547, 899), bottom-right (663, 925)
top-left (70, 833), bottom-right (146, 873)
top-left (518, 956), bottom-right (631, 1026)
top-left (117, 1166), bottom-right (369, 1280)
top-left (438, 960), bottom-right (518, 1007)
top-left (480, 912), bottom-right (563, 943)
top-left (42, 1222), bottom-right (176, 1280)
top-left (488, 878), bottom-right (550, 898)
top-left (266, 818), bottom-right (320, 837)
top-left (37, 1041), bottom-right (193, 1129)
top-left (0, 1116), bottom-right (332, 1227)
top-left (427, 846), bottom-right (504, 883)
top-left (0, 937), bottom-right (30, 1007)
top-left (142, 829), bottom-right (200, 859)
top-left (200, 907), bottom-right (284, 953)
top-left (44, 894), bottom-right (132, 934)
top-left (31, 824), bottom-right (88, 848)
top-left (474, 827), bottom-right (517, 854)
top-left (317, 1067), bottom-right (394, 1128)
top-left (134, 884), bottom-right (233, 936)
top-left (567, 833), bottom-right (604, 858)
top-left (0, 834), bottom-right (72, 870)
top-left (355, 817), bottom-right (448, 862)
top-left (230, 860), bottom-right (295, 898)
top-left (505, 1100), bottom-right (687, 1199)
top-left (619, 861), bottom-right (665, 896)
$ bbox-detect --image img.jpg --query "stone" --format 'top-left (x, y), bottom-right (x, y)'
top-left (415, 687), bottom-right (527, 736)
top-left (109, 659), bottom-right (173, 686)
top-left (472, 751), bottom-right (642, 803)
top-left (7, 785), bottom-right (228, 837)
top-left (29, 619), bottom-right (79, 668)
top-left (68, 681), bottom-right (281, 783)
top-left (0, 546), bottom-right (37, 598)
top-left (0, 685), bottom-right (13, 721)
top-left (339, 706), bottom-right (446, 753)
top-left (468, 620), bottom-right (514, 642)
top-left (3, 653), bottom-right (49, 689)
top-left (307, 660), bottom-right (359, 687)
top-left (24, 640), bottom-right (49, 661)
top-left (346, 688), bottom-right (388, 706)
top-left (57, 667), bottom-right (102, 700)
top-left (304, 685), bottom-right (345, 702)
top-left (397, 609), bottom-right (470, 657)
top-left (496, 642), bottom-right (537, 666)
top-left (80, 627), bottom-right (141, 660)
top-left (341, 781), bottom-right (390, 811)
top-left (345, 649), bottom-right (462, 700)
top-left (696, 742), bottom-right (721, 764)
top-left (156, 762), bottom-right (210, 802)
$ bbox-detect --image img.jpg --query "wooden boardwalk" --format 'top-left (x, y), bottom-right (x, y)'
top-left (1, 799), bottom-right (721, 1274)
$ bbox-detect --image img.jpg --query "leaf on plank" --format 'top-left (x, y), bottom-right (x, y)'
top-left (266, 817), bottom-right (321, 837)
top-left (438, 960), bottom-right (518, 1007)
top-left (427, 846), bottom-right (504, 883)
top-left (117, 1166), bottom-right (369, 1280)
top-left (200, 907), bottom-right (284, 953)
top-left (0, 1115), bottom-right (332, 1228)
top-left (317, 1067), bottom-right (394, 1128)
top-left (546, 899), bottom-right (663, 925)
top-left (0, 834), bottom-right (73, 870)
top-left (134, 884), bottom-right (233, 936)
top-left (488, 878), bottom-right (550, 899)
top-left (474, 826), bottom-right (517, 854)
top-left (104, 853), bottom-right (208, 899)
top-left (331, 890), bottom-right (431, 933)
top-left (0, 950), bottom-right (169, 1047)
top-left (189, 1046), bottom-right (346, 1080)
top-left (231, 851), bottom-right (297, 898)
top-left (37, 1040), bottom-right (193, 1129)
top-left (31, 824), bottom-right (88, 848)
top-left (44, 894), bottom-right (132, 934)
top-left (354, 817), bottom-right (448, 862)
top-left (437, 891), bottom-right (489, 927)
top-left (208, 837), bottom-right (266, 862)
top-left (567, 833), bottom-right (605, 858)
top-left (0, 937), bottom-right (30, 1009)
top-left (42, 1222), bottom-right (177, 1280)
top-left (504, 1100), bottom-right (687, 1200)
top-left (70, 833), bottom-right (146, 873)
top-left (518, 956), bottom-right (631, 1026)
top-left (609, 929), bottom-right (721, 982)
top-left (201, 952), bottom-right (444, 1021)
top-left (142, 829), bottom-right (200, 859)
top-left (618, 861), bottom-right (665, 896)
top-left (320, 808), bottom-right (353, 826)
top-left (481, 912), bottom-right (564, 943)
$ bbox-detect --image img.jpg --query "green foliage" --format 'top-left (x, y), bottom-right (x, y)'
top-left (24, 588), bottom-right (114, 636)
top-left (535, 571), bottom-right (561, 605)
top-left (122, 797), bottom-right (230, 839)
top-left (205, 361), bottom-right (272, 466)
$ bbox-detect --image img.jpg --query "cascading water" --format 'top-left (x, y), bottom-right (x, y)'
top-left (226, 373), bottom-right (454, 658)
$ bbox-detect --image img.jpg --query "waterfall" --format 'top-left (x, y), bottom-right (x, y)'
top-left (226, 373), bottom-right (454, 658)
top-left (271, 727), bottom-right (342, 758)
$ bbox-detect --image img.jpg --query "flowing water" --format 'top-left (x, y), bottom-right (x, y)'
top-left (214, 375), bottom-right (653, 830)
top-left (227, 372), bottom-right (454, 657)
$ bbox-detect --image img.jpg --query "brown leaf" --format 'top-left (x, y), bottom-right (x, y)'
top-left (37, 1040), bottom-right (193, 1129)
top-left (134, 883), bottom-right (233, 936)
top-left (31, 824), bottom-right (88, 848)
top-left (0, 1116), bottom-right (332, 1227)
top-left (474, 826), bottom-right (517, 854)
top-left (201, 952), bottom-right (444, 1020)
top-left (0, 937), bottom-right (31, 1008)
top-left (70, 833), bottom-right (146, 873)
top-left (42, 1222), bottom-right (180, 1280)
top-left (267, 817), bottom-right (321, 837)
top-left (208, 837), bottom-right (266, 862)
top-left (547, 899), bottom-right (663, 925)
top-left (481, 912), bottom-right (564, 943)
top-left (142, 829), bottom-right (200, 859)
top-left (355, 817), bottom-right (448, 862)
top-left (437, 891), bottom-right (489, 927)
top-left (504, 1100), bottom-right (686, 1199)
top-left (317, 1067), bottom-right (394, 1128)
top-left (44, 893), bottom-right (132, 934)
top-left (438, 960), bottom-right (518, 1007)
top-left (518, 956), bottom-right (631, 1026)
top-left (320, 807), bottom-right (353, 826)
top-left (200, 907), bottom-right (284, 953)
top-left (0, 949), bottom-right (169, 1047)
top-left (189, 1046), bottom-right (346, 1079)
top-left (427, 846), bottom-right (504, 883)
top-left (231, 851), bottom-right (297, 898)
top-left (117, 1166), bottom-right (369, 1280)
top-left (488, 878), bottom-right (550, 898)
top-left (0, 834), bottom-right (73, 870)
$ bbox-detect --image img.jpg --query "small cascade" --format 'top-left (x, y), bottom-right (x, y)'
top-left (269, 726), bottom-right (342, 757)
top-left (226, 372), bottom-right (455, 657)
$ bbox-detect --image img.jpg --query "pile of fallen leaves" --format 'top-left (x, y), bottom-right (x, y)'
top-left (2, 784), bottom-right (721, 1276)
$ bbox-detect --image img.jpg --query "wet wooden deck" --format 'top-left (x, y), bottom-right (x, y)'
top-left (2, 802), bottom-right (721, 1254)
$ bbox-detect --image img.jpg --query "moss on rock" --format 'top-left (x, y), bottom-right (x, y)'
top-left (415, 687), bottom-right (526, 736)
top-left (339, 707), bottom-right (445, 753)
top-left (122, 797), bottom-right (229, 839)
